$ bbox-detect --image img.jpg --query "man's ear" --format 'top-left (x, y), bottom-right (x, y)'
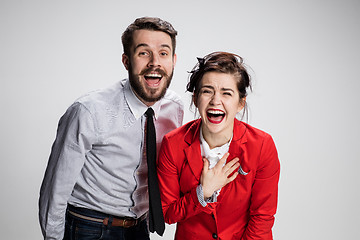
top-left (122, 53), bottom-right (129, 70)
top-left (173, 53), bottom-right (177, 67)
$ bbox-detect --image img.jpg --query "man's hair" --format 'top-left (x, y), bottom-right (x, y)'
top-left (121, 17), bottom-right (177, 57)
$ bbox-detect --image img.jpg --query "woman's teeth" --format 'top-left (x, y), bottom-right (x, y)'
top-left (207, 110), bottom-right (224, 115)
top-left (207, 110), bottom-right (225, 123)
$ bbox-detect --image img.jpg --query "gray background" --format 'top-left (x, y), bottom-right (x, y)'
top-left (1, 0), bottom-right (359, 239)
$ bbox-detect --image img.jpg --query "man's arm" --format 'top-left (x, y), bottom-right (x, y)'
top-left (39, 102), bottom-right (95, 240)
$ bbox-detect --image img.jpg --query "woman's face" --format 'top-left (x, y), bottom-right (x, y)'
top-left (195, 72), bottom-right (244, 138)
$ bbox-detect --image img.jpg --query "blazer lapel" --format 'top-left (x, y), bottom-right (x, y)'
top-left (183, 119), bottom-right (249, 183)
top-left (218, 120), bottom-right (249, 201)
top-left (228, 120), bottom-right (249, 172)
top-left (184, 119), bottom-right (203, 181)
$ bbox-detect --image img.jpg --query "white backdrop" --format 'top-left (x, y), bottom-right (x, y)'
top-left (1, 0), bottom-right (359, 239)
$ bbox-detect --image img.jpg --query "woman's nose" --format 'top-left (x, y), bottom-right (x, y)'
top-left (210, 92), bottom-right (221, 105)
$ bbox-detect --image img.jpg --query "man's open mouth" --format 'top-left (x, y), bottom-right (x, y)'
top-left (206, 109), bottom-right (225, 124)
top-left (144, 73), bottom-right (162, 87)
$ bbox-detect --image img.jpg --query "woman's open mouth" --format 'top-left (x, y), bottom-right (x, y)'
top-left (206, 109), bottom-right (225, 124)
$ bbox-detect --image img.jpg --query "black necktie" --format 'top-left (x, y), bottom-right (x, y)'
top-left (145, 108), bottom-right (165, 236)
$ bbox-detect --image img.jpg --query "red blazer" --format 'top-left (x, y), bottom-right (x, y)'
top-left (157, 119), bottom-right (280, 240)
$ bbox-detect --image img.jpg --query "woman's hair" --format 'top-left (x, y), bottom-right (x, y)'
top-left (121, 17), bottom-right (177, 57)
top-left (186, 51), bottom-right (252, 101)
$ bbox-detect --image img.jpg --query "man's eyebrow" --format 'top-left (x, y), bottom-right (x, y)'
top-left (160, 44), bottom-right (171, 50)
top-left (134, 43), bottom-right (149, 52)
top-left (133, 43), bottom-right (172, 52)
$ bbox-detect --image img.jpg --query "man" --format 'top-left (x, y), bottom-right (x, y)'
top-left (39, 17), bottom-right (183, 240)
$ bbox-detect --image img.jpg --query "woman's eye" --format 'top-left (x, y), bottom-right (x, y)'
top-left (201, 90), bottom-right (212, 94)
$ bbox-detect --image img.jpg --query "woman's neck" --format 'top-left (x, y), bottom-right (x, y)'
top-left (201, 126), bottom-right (233, 150)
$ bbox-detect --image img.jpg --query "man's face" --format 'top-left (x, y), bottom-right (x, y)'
top-left (122, 29), bottom-right (177, 106)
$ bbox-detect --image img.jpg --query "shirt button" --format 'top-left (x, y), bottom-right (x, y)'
top-left (212, 233), bottom-right (218, 239)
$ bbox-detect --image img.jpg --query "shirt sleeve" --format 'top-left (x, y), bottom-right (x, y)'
top-left (39, 102), bottom-right (96, 240)
top-left (177, 100), bottom-right (184, 127)
top-left (196, 184), bottom-right (218, 207)
top-left (242, 134), bottom-right (280, 240)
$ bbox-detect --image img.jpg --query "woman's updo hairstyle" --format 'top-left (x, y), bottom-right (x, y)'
top-left (186, 51), bottom-right (252, 102)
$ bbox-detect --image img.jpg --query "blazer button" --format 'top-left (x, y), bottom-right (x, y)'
top-left (212, 233), bottom-right (218, 239)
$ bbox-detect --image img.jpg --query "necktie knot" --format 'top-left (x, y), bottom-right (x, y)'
top-left (145, 108), bottom-right (154, 118)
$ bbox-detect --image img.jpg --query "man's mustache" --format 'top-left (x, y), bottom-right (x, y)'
top-left (140, 68), bottom-right (168, 78)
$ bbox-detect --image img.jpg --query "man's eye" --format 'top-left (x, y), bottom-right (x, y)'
top-left (139, 52), bottom-right (148, 56)
top-left (223, 92), bottom-right (232, 96)
top-left (160, 52), bottom-right (168, 56)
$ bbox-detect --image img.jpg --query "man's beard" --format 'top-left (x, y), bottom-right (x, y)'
top-left (128, 63), bottom-right (174, 103)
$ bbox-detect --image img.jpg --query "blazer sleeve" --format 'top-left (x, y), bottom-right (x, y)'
top-left (242, 134), bottom-right (280, 240)
top-left (157, 135), bottom-right (214, 224)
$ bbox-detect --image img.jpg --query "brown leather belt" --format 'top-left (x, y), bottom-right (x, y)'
top-left (69, 210), bottom-right (146, 228)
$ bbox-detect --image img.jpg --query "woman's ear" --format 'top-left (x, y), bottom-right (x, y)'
top-left (193, 94), bottom-right (198, 108)
top-left (237, 97), bottom-right (246, 112)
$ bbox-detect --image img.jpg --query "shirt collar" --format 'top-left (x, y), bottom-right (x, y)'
top-left (199, 127), bottom-right (232, 157)
top-left (123, 79), bottom-right (162, 120)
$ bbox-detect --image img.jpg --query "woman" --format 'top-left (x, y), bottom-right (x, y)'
top-left (157, 52), bottom-right (280, 239)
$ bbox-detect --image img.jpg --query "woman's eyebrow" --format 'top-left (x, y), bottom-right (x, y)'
top-left (200, 85), bottom-right (214, 89)
top-left (221, 88), bottom-right (235, 92)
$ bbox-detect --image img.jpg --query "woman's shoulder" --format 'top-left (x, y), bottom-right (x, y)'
top-left (234, 120), bottom-right (278, 161)
top-left (235, 119), bottom-right (274, 142)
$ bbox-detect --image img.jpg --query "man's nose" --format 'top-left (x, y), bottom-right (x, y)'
top-left (147, 53), bottom-right (161, 68)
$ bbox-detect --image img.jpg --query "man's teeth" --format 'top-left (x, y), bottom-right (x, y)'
top-left (145, 73), bottom-right (162, 78)
top-left (207, 110), bottom-right (225, 115)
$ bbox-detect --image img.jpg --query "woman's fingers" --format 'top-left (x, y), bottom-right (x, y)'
top-left (223, 157), bottom-right (239, 173)
top-left (202, 157), bottom-right (210, 172)
top-left (216, 153), bottom-right (230, 167)
top-left (226, 171), bottom-right (239, 184)
top-left (201, 154), bottom-right (241, 196)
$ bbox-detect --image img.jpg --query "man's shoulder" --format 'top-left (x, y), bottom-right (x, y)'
top-left (164, 119), bottom-right (198, 140)
top-left (75, 80), bottom-right (125, 110)
top-left (157, 88), bottom-right (184, 128)
top-left (162, 88), bottom-right (183, 108)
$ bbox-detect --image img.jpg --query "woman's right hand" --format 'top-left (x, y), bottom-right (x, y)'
top-left (200, 153), bottom-right (240, 199)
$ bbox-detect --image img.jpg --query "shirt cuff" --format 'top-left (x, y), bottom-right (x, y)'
top-left (196, 184), bottom-right (217, 207)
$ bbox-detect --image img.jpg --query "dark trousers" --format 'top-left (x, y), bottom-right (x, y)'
top-left (63, 205), bottom-right (150, 240)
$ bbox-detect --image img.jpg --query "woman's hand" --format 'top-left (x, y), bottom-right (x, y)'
top-left (200, 153), bottom-right (240, 199)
